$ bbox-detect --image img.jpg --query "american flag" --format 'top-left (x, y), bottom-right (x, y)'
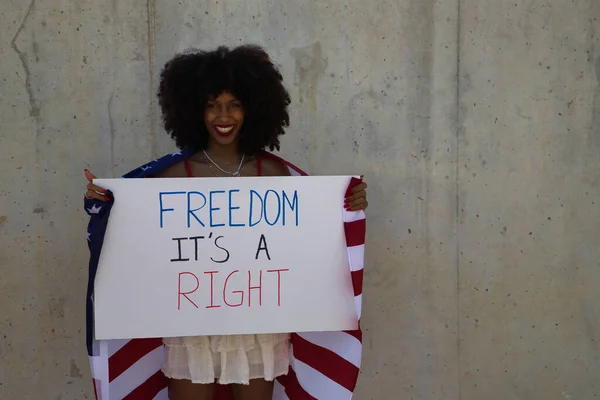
top-left (84, 149), bottom-right (366, 400)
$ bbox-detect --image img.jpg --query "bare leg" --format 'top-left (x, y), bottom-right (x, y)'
top-left (232, 378), bottom-right (274, 400)
top-left (168, 378), bottom-right (215, 400)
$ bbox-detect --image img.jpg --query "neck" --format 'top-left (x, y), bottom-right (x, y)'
top-left (204, 141), bottom-right (242, 164)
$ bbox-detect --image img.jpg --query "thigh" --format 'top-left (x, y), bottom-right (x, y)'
top-left (232, 378), bottom-right (274, 400)
top-left (168, 378), bottom-right (215, 400)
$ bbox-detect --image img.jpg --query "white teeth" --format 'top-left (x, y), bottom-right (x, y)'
top-left (215, 126), bottom-right (234, 133)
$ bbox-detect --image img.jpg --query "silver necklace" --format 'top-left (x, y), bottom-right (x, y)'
top-left (203, 150), bottom-right (245, 176)
top-left (207, 160), bottom-right (246, 177)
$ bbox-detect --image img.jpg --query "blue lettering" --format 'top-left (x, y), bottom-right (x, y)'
top-left (282, 190), bottom-right (299, 226)
top-left (209, 190), bottom-right (226, 227)
top-left (228, 189), bottom-right (245, 227)
top-left (187, 191), bottom-right (207, 227)
top-left (263, 190), bottom-right (281, 226)
top-left (249, 190), bottom-right (263, 227)
top-left (159, 191), bottom-right (186, 228)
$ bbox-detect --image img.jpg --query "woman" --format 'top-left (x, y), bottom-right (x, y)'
top-left (84, 45), bottom-right (368, 400)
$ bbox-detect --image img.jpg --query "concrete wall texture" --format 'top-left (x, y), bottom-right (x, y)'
top-left (1, 0), bottom-right (598, 399)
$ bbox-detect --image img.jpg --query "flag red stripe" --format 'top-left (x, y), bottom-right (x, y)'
top-left (93, 379), bottom-right (99, 400)
top-left (122, 370), bottom-right (167, 400)
top-left (351, 269), bottom-right (363, 296)
top-left (344, 219), bottom-right (366, 247)
top-left (278, 366), bottom-right (317, 400)
top-left (344, 177), bottom-right (363, 197)
top-left (292, 334), bottom-right (359, 392)
top-left (108, 338), bottom-right (163, 382)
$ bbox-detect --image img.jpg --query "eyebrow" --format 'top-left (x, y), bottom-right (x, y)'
top-left (206, 99), bottom-right (240, 103)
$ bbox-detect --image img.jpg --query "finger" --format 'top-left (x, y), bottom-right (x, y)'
top-left (347, 200), bottom-right (366, 210)
top-left (84, 169), bottom-right (97, 183)
top-left (345, 190), bottom-right (367, 203)
top-left (351, 182), bottom-right (367, 194)
top-left (347, 200), bottom-right (368, 211)
top-left (347, 196), bottom-right (367, 208)
top-left (87, 182), bottom-right (107, 194)
top-left (85, 190), bottom-right (110, 201)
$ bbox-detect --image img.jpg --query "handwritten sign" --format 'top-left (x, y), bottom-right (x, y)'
top-left (93, 176), bottom-right (359, 340)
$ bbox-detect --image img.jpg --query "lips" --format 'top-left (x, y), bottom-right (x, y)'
top-left (214, 125), bottom-right (235, 136)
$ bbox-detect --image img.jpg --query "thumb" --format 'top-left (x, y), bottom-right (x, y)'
top-left (84, 169), bottom-right (97, 182)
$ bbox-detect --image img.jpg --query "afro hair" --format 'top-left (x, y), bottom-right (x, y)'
top-left (157, 44), bottom-right (291, 155)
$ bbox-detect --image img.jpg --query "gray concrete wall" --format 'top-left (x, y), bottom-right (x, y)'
top-left (0, 0), bottom-right (598, 399)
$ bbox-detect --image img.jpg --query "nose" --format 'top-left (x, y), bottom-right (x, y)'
top-left (216, 105), bottom-right (233, 118)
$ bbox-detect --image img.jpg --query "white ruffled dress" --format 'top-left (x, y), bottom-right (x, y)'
top-left (162, 333), bottom-right (291, 385)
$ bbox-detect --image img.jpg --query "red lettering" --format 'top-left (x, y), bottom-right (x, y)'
top-left (178, 272), bottom-right (199, 310)
top-left (267, 269), bottom-right (289, 306)
top-left (223, 270), bottom-right (243, 307)
top-left (204, 271), bottom-right (221, 309)
top-left (178, 268), bottom-right (286, 309)
top-left (248, 270), bottom-right (263, 307)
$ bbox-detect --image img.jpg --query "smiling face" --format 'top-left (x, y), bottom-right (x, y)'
top-left (204, 91), bottom-right (245, 149)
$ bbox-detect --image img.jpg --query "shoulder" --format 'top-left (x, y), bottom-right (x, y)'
top-left (260, 156), bottom-right (291, 176)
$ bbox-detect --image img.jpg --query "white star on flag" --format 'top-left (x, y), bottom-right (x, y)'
top-left (87, 232), bottom-right (91, 241)
top-left (171, 151), bottom-right (182, 156)
top-left (141, 165), bottom-right (152, 171)
top-left (87, 204), bottom-right (103, 214)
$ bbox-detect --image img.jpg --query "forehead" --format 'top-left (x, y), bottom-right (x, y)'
top-left (207, 91), bottom-right (239, 102)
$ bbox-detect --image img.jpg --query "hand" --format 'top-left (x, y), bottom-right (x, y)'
top-left (345, 180), bottom-right (368, 212)
top-left (84, 169), bottom-right (111, 201)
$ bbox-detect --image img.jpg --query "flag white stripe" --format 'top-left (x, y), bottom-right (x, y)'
top-left (297, 332), bottom-right (362, 367)
top-left (153, 387), bottom-right (168, 400)
top-left (90, 354), bottom-right (108, 382)
top-left (287, 166), bottom-right (302, 176)
top-left (354, 294), bottom-right (362, 320)
top-left (272, 380), bottom-right (290, 400)
top-left (107, 338), bottom-right (130, 358)
top-left (347, 245), bottom-right (364, 272)
top-left (291, 357), bottom-right (352, 400)
top-left (110, 345), bottom-right (164, 400)
top-left (344, 211), bottom-right (365, 223)
top-left (99, 341), bottom-right (111, 400)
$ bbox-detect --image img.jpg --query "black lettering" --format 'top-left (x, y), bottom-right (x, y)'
top-left (210, 235), bottom-right (230, 263)
top-left (189, 235), bottom-right (205, 261)
top-left (254, 234), bottom-right (271, 261)
top-left (170, 237), bottom-right (190, 262)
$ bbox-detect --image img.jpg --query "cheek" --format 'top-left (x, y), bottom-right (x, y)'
top-left (204, 111), bottom-right (215, 125)
top-left (234, 110), bottom-right (245, 122)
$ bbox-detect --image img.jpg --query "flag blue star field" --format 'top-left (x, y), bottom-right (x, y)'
top-left (83, 149), bottom-right (366, 400)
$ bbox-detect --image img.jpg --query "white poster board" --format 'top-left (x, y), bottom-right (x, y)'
top-left (93, 176), bottom-right (358, 340)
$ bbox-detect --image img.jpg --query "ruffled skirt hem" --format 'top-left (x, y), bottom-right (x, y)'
top-left (162, 333), bottom-right (291, 385)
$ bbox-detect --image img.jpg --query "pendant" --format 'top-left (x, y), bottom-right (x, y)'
top-left (233, 171), bottom-right (240, 176)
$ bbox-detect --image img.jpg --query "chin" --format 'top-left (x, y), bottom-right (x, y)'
top-left (210, 133), bottom-right (239, 146)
